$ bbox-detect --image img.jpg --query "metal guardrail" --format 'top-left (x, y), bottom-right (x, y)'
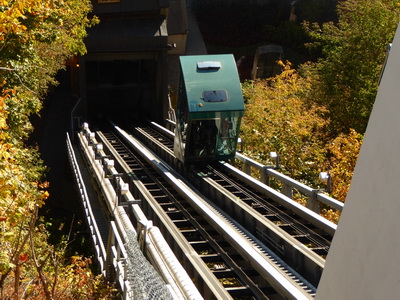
top-left (235, 152), bottom-right (344, 213)
top-left (69, 126), bottom-right (203, 299)
top-left (68, 131), bottom-right (135, 298)
top-left (66, 132), bottom-right (108, 271)
top-left (167, 94), bottom-right (177, 124)
top-left (115, 124), bottom-right (316, 300)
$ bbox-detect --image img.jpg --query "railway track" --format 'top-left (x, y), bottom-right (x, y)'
top-left (189, 163), bottom-right (329, 286)
top-left (92, 122), bottom-right (317, 299)
top-left (132, 121), bottom-right (335, 287)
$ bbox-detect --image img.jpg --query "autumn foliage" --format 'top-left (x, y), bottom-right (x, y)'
top-left (0, 0), bottom-right (112, 298)
top-left (326, 129), bottom-right (363, 203)
top-left (241, 0), bottom-right (399, 223)
top-left (241, 62), bottom-right (363, 222)
top-left (241, 62), bottom-right (329, 186)
top-left (303, 0), bottom-right (400, 134)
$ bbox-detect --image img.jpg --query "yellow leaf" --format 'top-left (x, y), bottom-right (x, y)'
top-left (41, 191), bottom-right (50, 200)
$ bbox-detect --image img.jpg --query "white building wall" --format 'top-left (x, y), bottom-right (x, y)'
top-left (316, 23), bottom-right (400, 300)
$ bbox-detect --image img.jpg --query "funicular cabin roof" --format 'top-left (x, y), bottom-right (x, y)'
top-left (179, 54), bottom-right (245, 119)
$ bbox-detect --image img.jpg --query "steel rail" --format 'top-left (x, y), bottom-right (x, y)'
top-left (220, 162), bottom-right (337, 236)
top-left (113, 123), bottom-right (315, 300)
top-left (136, 122), bottom-right (336, 236)
top-left (97, 130), bottom-right (234, 299)
top-left (75, 126), bottom-right (201, 300)
top-left (132, 122), bottom-right (334, 288)
top-left (100, 129), bottom-right (274, 298)
top-left (191, 164), bottom-right (325, 287)
top-left (146, 120), bottom-right (343, 213)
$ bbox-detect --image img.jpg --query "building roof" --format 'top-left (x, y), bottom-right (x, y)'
top-left (85, 17), bottom-right (168, 52)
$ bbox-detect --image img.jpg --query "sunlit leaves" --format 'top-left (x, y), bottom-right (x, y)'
top-left (241, 1), bottom-right (398, 224)
top-left (326, 129), bottom-right (363, 202)
top-left (0, 0), bottom-right (98, 143)
top-left (303, 0), bottom-right (400, 134)
top-left (241, 61), bottom-right (363, 224)
top-left (0, 0), bottom-right (101, 297)
top-left (241, 62), bottom-right (330, 185)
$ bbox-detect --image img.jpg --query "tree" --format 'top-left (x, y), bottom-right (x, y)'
top-left (240, 0), bottom-right (400, 222)
top-left (0, 0), bottom-right (105, 297)
top-left (303, 0), bottom-right (400, 134)
top-left (326, 129), bottom-right (363, 203)
top-left (241, 62), bottom-right (330, 186)
top-left (0, 0), bottom-right (97, 141)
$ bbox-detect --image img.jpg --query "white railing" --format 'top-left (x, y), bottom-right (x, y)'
top-left (68, 125), bottom-right (203, 299)
top-left (235, 152), bottom-right (344, 213)
top-left (164, 118), bottom-right (344, 214)
top-left (66, 133), bottom-right (107, 272)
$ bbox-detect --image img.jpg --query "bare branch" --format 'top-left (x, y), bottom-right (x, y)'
top-left (0, 67), bottom-right (16, 71)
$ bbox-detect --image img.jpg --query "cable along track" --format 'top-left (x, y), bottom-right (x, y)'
top-left (132, 122), bottom-right (334, 288)
top-left (96, 124), bottom-right (316, 299)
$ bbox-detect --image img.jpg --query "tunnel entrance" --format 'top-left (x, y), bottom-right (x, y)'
top-left (85, 56), bottom-right (158, 123)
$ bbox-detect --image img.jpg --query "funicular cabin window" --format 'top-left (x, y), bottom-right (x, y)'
top-left (186, 117), bottom-right (240, 159)
top-left (98, 0), bottom-right (120, 3)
